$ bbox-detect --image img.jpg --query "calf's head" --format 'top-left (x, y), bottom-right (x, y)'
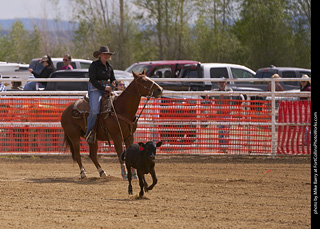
top-left (138, 141), bottom-right (162, 161)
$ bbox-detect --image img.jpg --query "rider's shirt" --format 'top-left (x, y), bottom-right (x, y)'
top-left (89, 59), bottom-right (116, 91)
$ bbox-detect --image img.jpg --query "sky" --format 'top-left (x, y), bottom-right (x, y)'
top-left (0, 0), bottom-right (73, 21)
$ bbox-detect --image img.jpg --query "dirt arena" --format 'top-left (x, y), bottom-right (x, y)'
top-left (0, 155), bottom-right (311, 228)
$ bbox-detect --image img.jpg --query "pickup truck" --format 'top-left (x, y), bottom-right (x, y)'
top-left (177, 63), bottom-right (263, 90)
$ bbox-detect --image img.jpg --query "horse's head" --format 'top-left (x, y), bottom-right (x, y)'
top-left (132, 70), bottom-right (163, 98)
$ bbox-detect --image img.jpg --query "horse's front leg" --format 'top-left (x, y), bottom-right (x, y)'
top-left (146, 168), bottom-right (157, 191)
top-left (88, 141), bottom-right (107, 178)
top-left (113, 137), bottom-right (127, 180)
top-left (125, 136), bottom-right (138, 180)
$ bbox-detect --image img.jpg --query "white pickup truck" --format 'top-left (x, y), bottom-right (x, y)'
top-left (178, 63), bottom-right (265, 92)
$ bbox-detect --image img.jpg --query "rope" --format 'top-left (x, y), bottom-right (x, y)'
top-left (110, 99), bottom-right (126, 149)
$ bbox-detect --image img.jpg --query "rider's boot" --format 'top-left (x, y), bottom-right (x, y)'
top-left (84, 130), bottom-right (96, 144)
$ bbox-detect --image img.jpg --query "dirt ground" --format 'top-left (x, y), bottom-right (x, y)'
top-left (0, 155), bottom-right (311, 228)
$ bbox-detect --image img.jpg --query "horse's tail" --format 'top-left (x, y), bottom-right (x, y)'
top-left (63, 134), bottom-right (76, 161)
top-left (120, 150), bottom-right (126, 162)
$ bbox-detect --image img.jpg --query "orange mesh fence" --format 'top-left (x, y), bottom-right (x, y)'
top-left (136, 98), bottom-right (272, 154)
top-left (277, 100), bottom-right (311, 155)
top-left (0, 96), bottom-right (308, 155)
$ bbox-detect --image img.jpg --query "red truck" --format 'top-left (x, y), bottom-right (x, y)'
top-left (125, 60), bottom-right (199, 91)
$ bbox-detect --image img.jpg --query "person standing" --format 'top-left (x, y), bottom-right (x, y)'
top-left (267, 74), bottom-right (284, 91)
top-left (84, 46), bottom-right (116, 143)
top-left (0, 76), bottom-right (6, 93)
top-left (300, 75), bottom-right (311, 145)
top-left (213, 77), bottom-right (233, 152)
top-left (61, 54), bottom-right (73, 70)
top-left (24, 55), bottom-right (55, 90)
top-left (300, 74), bottom-right (311, 94)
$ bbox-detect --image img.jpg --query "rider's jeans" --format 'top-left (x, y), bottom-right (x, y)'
top-left (85, 83), bottom-right (105, 136)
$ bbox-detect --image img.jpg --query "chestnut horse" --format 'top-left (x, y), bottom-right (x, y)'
top-left (60, 71), bottom-right (163, 179)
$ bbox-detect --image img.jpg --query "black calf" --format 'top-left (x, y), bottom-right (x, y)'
top-left (121, 141), bottom-right (162, 197)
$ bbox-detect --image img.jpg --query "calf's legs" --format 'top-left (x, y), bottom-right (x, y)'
top-left (126, 165), bottom-right (133, 195)
top-left (126, 167), bottom-right (157, 197)
top-left (146, 169), bottom-right (157, 191)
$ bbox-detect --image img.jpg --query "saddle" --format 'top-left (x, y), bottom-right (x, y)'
top-left (71, 93), bottom-right (137, 139)
top-left (71, 93), bottom-right (114, 120)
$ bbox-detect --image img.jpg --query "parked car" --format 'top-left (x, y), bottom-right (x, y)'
top-left (125, 60), bottom-right (199, 90)
top-left (0, 62), bottom-right (20, 72)
top-left (177, 63), bottom-right (259, 90)
top-left (45, 69), bottom-right (133, 91)
top-left (255, 65), bottom-right (311, 91)
top-left (177, 63), bottom-right (264, 101)
top-left (29, 58), bottom-right (92, 75)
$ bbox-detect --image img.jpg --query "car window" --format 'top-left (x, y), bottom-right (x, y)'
top-left (298, 71), bottom-right (311, 77)
top-left (80, 62), bottom-right (91, 69)
top-left (282, 71), bottom-right (298, 86)
top-left (150, 65), bottom-right (173, 78)
top-left (231, 68), bottom-right (255, 84)
top-left (210, 67), bottom-right (229, 87)
top-left (210, 67), bottom-right (228, 78)
top-left (56, 62), bottom-right (64, 70)
top-left (261, 72), bottom-right (275, 78)
top-left (56, 62), bottom-right (77, 70)
top-left (126, 64), bottom-right (152, 75)
top-left (180, 69), bottom-right (199, 78)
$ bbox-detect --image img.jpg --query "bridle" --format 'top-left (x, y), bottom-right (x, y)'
top-left (133, 75), bottom-right (158, 121)
top-left (134, 75), bottom-right (156, 98)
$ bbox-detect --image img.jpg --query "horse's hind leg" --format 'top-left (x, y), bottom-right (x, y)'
top-left (88, 142), bottom-right (107, 177)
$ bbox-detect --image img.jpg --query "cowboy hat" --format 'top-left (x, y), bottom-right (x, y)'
top-left (301, 74), bottom-right (311, 84)
top-left (93, 46), bottom-right (116, 58)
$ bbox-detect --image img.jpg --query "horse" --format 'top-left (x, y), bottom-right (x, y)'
top-left (60, 71), bottom-right (163, 179)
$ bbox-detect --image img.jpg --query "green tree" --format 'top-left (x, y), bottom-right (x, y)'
top-left (134, 0), bottom-right (193, 60)
top-left (191, 0), bottom-right (241, 63)
top-left (71, 0), bottom-right (140, 69)
top-left (0, 20), bottom-right (41, 63)
top-left (234, 0), bottom-right (311, 69)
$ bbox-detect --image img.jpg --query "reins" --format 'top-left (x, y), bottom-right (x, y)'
top-left (112, 75), bottom-right (155, 149)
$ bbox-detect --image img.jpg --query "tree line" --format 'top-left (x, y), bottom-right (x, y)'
top-left (0, 0), bottom-right (311, 71)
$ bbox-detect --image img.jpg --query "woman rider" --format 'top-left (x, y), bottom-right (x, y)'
top-left (85, 46), bottom-right (116, 143)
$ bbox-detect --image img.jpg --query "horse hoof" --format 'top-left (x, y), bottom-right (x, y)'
top-left (80, 170), bottom-right (86, 179)
top-left (100, 171), bottom-right (107, 178)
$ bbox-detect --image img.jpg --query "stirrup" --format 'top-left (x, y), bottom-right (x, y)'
top-left (85, 131), bottom-right (96, 143)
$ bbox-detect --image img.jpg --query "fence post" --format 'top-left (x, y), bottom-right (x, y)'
top-left (271, 78), bottom-right (277, 157)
